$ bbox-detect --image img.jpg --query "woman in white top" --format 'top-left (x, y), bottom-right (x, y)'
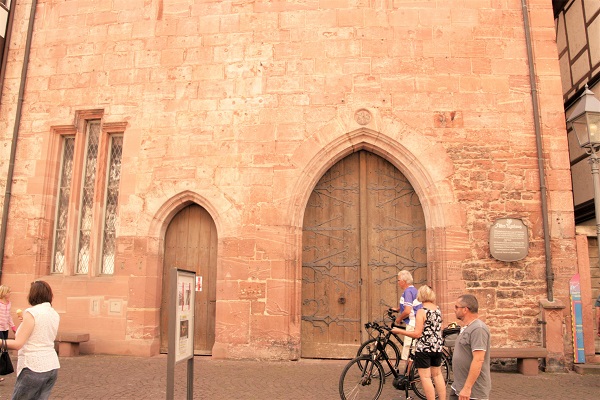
top-left (6, 281), bottom-right (60, 400)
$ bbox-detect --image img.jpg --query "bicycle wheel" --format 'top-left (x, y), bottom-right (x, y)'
top-left (356, 338), bottom-right (400, 377)
top-left (339, 355), bottom-right (385, 400)
top-left (409, 354), bottom-right (450, 400)
top-left (442, 351), bottom-right (453, 385)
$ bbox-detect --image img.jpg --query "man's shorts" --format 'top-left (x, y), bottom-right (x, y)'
top-left (413, 351), bottom-right (443, 369)
top-left (400, 325), bottom-right (415, 360)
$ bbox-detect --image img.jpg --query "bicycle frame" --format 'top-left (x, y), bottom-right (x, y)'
top-left (358, 310), bottom-right (404, 375)
top-left (370, 329), bottom-right (397, 380)
top-left (363, 323), bottom-right (416, 399)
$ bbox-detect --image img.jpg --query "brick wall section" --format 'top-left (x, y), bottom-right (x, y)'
top-left (0, 0), bottom-right (578, 362)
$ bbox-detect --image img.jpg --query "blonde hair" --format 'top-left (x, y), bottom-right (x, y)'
top-left (417, 285), bottom-right (436, 303)
top-left (0, 285), bottom-right (10, 300)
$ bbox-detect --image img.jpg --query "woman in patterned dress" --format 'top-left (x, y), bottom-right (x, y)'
top-left (393, 285), bottom-right (445, 400)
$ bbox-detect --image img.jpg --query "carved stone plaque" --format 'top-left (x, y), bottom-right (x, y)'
top-left (355, 109), bottom-right (371, 125)
top-left (489, 218), bottom-right (528, 262)
top-left (239, 281), bottom-right (265, 299)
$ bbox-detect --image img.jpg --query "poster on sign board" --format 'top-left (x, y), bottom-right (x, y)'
top-left (175, 269), bottom-right (195, 363)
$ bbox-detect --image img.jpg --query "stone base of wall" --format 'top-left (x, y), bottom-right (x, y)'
top-left (212, 339), bottom-right (300, 361)
top-left (544, 353), bottom-right (568, 373)
top-left (80, 338), bottom-right (160, 357)
top-left (540, 299), bottom-right (568, 372)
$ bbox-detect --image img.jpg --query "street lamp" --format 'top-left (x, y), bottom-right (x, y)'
top-left (567, 85), bottom-right (600, 260)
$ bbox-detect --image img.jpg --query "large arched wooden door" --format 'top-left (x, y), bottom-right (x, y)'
top-left (160, 204), bottom-right (217, 355)
top-left (302, 151), bottom-right (426, 358)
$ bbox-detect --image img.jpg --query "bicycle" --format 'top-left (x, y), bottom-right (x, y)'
top-left (355, 308), bottom-right (405, 377)
top-left (440, 322), bottom-right (461, 384)
top-left (339, 321), bottom-right (450, 400)
top-left (356, 309), bottom-right (455, 383)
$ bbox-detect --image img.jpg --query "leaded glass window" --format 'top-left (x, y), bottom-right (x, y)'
top-left (101, 135), bottom-right (123, 275)
top-left (52, 116), bottom-right (124, 276)
top-left (76, 121), bottom-right (100, 274)
top-left (52, 136), bottom-right (75, 273)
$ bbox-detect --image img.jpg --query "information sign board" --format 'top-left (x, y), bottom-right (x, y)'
top-left (489, 218), bottom-right (528, 262)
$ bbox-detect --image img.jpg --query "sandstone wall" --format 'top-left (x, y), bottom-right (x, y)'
top-left (0, 0), bottom-right (577, 361)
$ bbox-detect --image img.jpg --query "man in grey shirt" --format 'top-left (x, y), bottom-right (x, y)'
top-left (451, 294), bottom-right (491, 400)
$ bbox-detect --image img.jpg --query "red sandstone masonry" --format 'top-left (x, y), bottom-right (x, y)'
top-left (0, 1), bottom-right (578, 365)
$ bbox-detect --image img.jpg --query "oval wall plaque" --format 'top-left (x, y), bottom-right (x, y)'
top-left (489, 218), bottom-right (528, 262)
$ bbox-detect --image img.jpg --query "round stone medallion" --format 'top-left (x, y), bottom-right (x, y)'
top-left (355, 109), bottom-right (371, 125)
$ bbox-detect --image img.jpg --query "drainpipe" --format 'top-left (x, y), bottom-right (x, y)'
top-left (0, 0), bottom-right (38, 279)
top-left (520, 0), bottom-right (554, 301)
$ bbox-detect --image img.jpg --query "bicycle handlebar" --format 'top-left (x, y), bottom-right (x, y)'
top-left (364, 321), bottom-right (393, 333)
top-left (362, 308), bottom-right (411, 338)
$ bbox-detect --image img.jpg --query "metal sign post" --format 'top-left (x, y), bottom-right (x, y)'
top-left (166, 268), bottom-right (196, 400)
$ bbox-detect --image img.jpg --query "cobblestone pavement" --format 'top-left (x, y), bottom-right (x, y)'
top-left (0, 355), bottom-right (598, 399)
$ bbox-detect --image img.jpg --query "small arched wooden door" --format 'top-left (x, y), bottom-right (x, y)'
top-left (160, 204), bottom-right (217, 355)
top-left (302, 151), bottom-right (426, 358)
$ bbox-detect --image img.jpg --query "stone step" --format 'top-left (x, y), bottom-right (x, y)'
top-left (574, 363), bottom-right (600, 375)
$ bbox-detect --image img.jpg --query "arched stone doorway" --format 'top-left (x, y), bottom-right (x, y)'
top-left (160, 204), bottom-right (217, 355)
top-left (301, 150), bottom-right (426, 358)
